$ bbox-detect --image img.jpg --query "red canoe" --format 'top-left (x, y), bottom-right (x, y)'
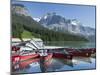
top-left (12, 53), bottom-right (53, 70)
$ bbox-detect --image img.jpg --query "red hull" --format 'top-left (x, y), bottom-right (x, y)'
top-left (19, 58), bottom-right (40, 69)
top-left (65, 48), bottom-right (96, 57)
top-left (12, 54), bottom-right (39, 64)
top-left (19, 53), bottom-right (53, 69)
top-left (71, 52), bottom-right (91, 57)
top-left (20, 54), bottom-right (39, 61)
top-left (12, 53), bottom-right (53, 70)
top-left (44, 53), bottom-right (53, 61)
top-left (53, 53), bottom-right (73, 59)
top-left (79, 48), bottom-right (96, 54)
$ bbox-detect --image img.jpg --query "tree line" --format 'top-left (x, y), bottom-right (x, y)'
top-left (12, 13), bottom-right (88, 42)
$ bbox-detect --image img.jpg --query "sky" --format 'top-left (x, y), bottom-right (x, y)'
top-left (12, 0), bottom-right (96, 28)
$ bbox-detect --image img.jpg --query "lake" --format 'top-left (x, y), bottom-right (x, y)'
top-left (15, 57), bottom-right (96, 73)
top-left (44, 41), bottom-right (96, 48)
top-left (13, 41), bottom-right (96, 74)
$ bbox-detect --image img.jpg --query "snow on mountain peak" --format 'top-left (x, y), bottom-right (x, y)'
top-left (33, 17), bottom-right (41, 22)
top-left (43, 12), bottom-right (57, 19)
top-left (39, 12), bottom-right (95, 36)
top-left (71, 19), bottom-right (81, 26)
top-left (44, 15), bottom-right (48, 19)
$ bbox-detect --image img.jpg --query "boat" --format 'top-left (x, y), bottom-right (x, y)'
top-left (53, 53), bottom-right (73, 59)
top-left (79, 48), bottom-right (96, 54)
top-left (19, 58), bottom-right (40, 69)
top-left (65, 48), bottom-right (96, 57)
top-left (12, 39), bottom-right (53, 70)
top-left (12, 46), bottom-right (40, 62)
top-left (12, 38), bottom-right (96, 70)
top-left (51, 48), bottom-right (96, 58)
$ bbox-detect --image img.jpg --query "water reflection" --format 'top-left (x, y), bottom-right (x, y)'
top-left (46, 57), bottom-right (95, 72)
top-left (14, 56), bottom-right (96, 73)
top-left (44, 41), bottom-right (96, 48)
top-left (12, 41), bottom-right (96, 74)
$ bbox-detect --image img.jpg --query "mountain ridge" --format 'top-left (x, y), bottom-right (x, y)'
top-left (39, 12), bottom-right (95, 37)
top-left (11, 3), bottom-right (89, 41)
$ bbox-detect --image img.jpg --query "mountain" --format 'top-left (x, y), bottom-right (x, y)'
top-left (12, 4), bottom-right (29, 16)
top-left (39, 12), bottom-right (95, 37)
top-left (11, 4), bottom-right (88, 41)
top-left (33, 17), bottom-right (41, 22)
top-left (39, 12), bottom-right (67, 28)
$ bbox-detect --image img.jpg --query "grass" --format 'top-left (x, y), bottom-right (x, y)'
top-left (21, 30), bottom-right (34, 38)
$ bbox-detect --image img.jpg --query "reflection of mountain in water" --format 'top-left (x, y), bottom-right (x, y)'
top-left (46, 59), bottom-right (64, 72)
top-left (44, 41), bottom-right (96, 49)
top-left (45, 57), bottom-right (95, 72)
top-left (56, 59), bottom-right (74, 67)
top-left (74, 57), bottom-right (92, 63)
top-left (14, 57), bottom-right (96, 73)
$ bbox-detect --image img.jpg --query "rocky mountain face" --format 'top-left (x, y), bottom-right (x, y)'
top-left (12, 4), bottom-right (95, 37)
top-left (39, 12), bottom-right (95, 37)
top-left (11, 3), bottom-right (94, 41)
top-left (12, 4), bottom-right (29, 16)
